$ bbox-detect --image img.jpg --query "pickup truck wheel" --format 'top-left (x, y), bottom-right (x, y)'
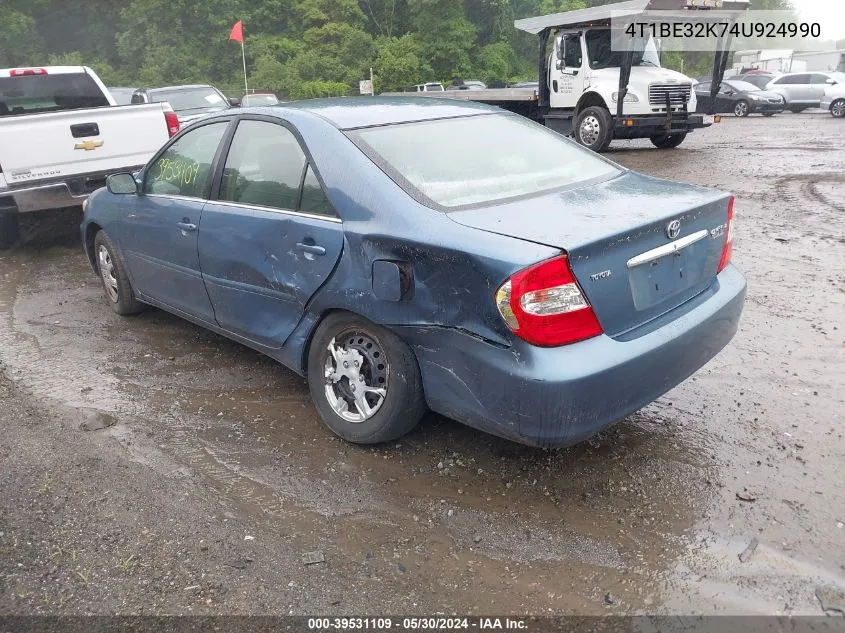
top-left (831, 99), bottom-right (845, 118)
top-left (307, 312), bottom-right (426, 445)
top-left (650, 132), bottom-right (687, 149)
top-left (93, 230), bottom-right (144, 316)
top-left (574, 106), bottom-right (613, 152)
top-left (0, 213), bottom-right (20, 250)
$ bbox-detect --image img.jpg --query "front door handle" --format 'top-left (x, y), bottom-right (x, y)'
top-left (176, 221), bottom-right (197, 233)
top-left (296, 242), bottom-right (326, 256)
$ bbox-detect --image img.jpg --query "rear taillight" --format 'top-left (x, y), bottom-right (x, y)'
top-left (495, 255), bottom-right (603, 347)
top-left (164, 111), bottom-right (180, 137)
top-left (717, 196), bottom-right (735, 273)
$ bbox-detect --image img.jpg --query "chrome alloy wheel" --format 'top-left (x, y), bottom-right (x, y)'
top-left (734, 101), bottom-right (749, 117)
top-left (97, 244), bottom-right (119, 303)
top-left (324, 332), bottom-right (388, 423)
top-left (832, 100), bottom-right (845, 118)
top-left (579, 115), bottom-right (602, 146)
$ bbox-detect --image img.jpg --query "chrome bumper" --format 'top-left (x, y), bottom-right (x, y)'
top-left (1, 181), bottom-right (90, 214)
top-left (0, 167), bottom-right (142, 214)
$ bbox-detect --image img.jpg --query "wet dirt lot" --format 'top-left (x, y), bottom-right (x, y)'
top-left (1, 113), bottom-right (844, 616)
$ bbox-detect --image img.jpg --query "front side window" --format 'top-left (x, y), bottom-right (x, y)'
top-left (353, 113), bottom-right (621, 209)
top-left (810, 74), bottom-right (830, 84)
top-left (143, 121), bottom-right (228, 197)
top-left (219, 120), bottom-right (306, 211)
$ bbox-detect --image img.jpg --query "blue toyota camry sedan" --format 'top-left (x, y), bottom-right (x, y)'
top-left (81, 98), bottom-right (746, 448)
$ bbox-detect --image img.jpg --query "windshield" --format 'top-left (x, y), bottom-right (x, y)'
top-left (726, 80), bottom-right (761, 93)
top-left (353, 114), bottom-right (621, 209)
top-left (0, 73), bottom-right (109, 116)
top-left (586, 29), bottom-right (661, 70)
top-left (243, 94), bottom-right (278, 106)
top-left (150, 87), bottom-right (228, 113)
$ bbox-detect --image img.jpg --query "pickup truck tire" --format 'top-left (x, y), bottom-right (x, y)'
top-left (0, 213), bottom-right (20, 250)
top-left (650, 132), bottom-right (687, 149)
top-left (93, 230), bottom-right (144, 316)
top-left (307, 312), bottom-right (426, 445)
top-left (574, 106), bottom-right (613, 153)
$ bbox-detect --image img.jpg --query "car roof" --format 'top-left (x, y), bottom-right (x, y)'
top-left (279, 97), bottom-right (501, 130)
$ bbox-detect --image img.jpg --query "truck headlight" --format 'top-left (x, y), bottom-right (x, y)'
top-left (612, 92), bottom-right (639, 103)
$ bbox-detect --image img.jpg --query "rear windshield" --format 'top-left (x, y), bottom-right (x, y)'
top-left (149, 87), bottom-right (228, 114)
top-left (0, 73), bottom-right (109, 117)
top-left (352, 114), bottom-right (621, 208)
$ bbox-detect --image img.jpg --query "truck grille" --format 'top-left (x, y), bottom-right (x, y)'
top-left (648, 83), bottom-right (693, 106)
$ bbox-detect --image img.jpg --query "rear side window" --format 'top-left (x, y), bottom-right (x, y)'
top-left (144, 121), bottom-right (228, 198)
top-left (300, 165), bottom-right (335, 217)
top-left (353, 114), bottom-right (620, 209)
top-left (0, 72), bottom-right (109, 117)
top-left (219, 120), bottom-right (306, 211)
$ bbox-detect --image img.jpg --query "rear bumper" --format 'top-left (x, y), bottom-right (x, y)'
top-left (612, 113), bottom-right (710, 138)
top-left (395, 266), bottom-right (746, 448)
top-left (0, 168), bottom-right (141, 214)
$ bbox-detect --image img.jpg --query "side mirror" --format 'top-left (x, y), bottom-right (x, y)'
top-left (228, 97), bottom-right (241, 107)
top-left (826, 78), bottom-right (837, 85)
top-left (556, 36), bottom-right (564, 61)
top-left (107, 172), bottom-right (138, 195)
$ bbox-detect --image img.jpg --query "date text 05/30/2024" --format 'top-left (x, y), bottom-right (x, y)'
top-left (307, 617), bottom-right (528, 630)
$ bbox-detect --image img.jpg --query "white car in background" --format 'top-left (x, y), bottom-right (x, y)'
top-left (821, 81), bottom-right (845, 118)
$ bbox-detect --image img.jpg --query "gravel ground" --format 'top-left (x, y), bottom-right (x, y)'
top-left (0, 111), bottom-right (844, 617)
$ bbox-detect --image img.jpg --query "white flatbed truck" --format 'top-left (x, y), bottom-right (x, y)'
top-left (384, 0), bottom-right (749, 152)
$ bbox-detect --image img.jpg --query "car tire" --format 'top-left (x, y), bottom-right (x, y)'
top-left (762, 112), bottom-right (776, 117)
top-left (831, 99), bottom-right (845, 118)
top-left (789, 106), bottom-right (806, 113)
top-left (574, 106), bottom-right (613, 152)
top-left (733, 100), bottom-right (750, 117)
top-left (307, 312), bottom-right (426, 445)
top-left (0, 212), bottom-right (20, 250)
top-left (93, 230), bottom-right (144, 316)
top-left (650, 132), bottom-right (687, 149)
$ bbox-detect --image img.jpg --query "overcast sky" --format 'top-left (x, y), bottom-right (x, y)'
top-left (789, 0), bottom-right (845, 42)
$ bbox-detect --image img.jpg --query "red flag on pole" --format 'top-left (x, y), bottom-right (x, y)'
top-left (228, 20), bottom-right (244, 43)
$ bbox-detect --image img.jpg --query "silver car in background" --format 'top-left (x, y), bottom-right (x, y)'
top-left (766, 71), bottom-right (845, 113)
top-left (821, 81), bottom-right (845, 118)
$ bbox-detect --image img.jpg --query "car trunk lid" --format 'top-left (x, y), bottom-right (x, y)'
top-left (448, 171), bottom-right (732, 338)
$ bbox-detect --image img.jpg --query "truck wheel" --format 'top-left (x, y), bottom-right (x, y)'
top-left (0, 213), bottom-right (20, 250)
top-left (831, 99), bottom-right (845, 118)
top-left (574, 106), bottom-right (613, 152)
top-left (307, 312), bottom-right (426, 445)
top-left (733, 100), bottom-right (750, 117)
top-left (650, 132), bottom-right (687, 149)
top-left (93, 230), bottom-right (144, 316)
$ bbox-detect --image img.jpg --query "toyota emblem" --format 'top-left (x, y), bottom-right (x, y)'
top-left (666, 220), bottom-right (682, 240)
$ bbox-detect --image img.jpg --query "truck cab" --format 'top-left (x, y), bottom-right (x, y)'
top-left (547, 27), bottom-right (703, 151)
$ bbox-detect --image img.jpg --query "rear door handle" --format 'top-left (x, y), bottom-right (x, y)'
top-left (296, 242), bottom-right (326, 256)
top-left (176, 221), bottom-right (197, 232)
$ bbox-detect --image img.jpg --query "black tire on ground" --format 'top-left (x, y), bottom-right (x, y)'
top-left (307, 312), bottom-right (426, 444)
top-left (93, 230), bottom-right (144, 316)
top-left (650, 132), bottom-right (688, 149)
top-left (573, 106), bottom-right (614, 152)
top-left (831, 99), bottom-right (845, 118)
top-left (0, 213), bottom-right (20, 250)
top-left (762, 112), bottom-right (776, 117)
top-left (733, 100), bottom-right (750, 117)
top-left (789, 106), bottom-right (806, 113)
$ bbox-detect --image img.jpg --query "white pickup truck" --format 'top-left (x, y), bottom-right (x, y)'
top-left (0, 66), bottom-right (179, 248)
